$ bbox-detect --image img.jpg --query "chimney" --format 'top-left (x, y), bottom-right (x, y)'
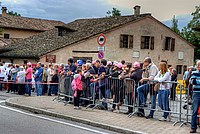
top-left (1, 7), bottom-right (7, 16)
top-left (134, 5), bottom-right (141, 16)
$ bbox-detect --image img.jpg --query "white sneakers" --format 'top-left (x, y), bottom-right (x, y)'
top-left (159, 117), bottom-right (167, 121)
top-left (74, 106), bottom-right (81, 110)
top-left (159, 114), bottom-right (172, 122)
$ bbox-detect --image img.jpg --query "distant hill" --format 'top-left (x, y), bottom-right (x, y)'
top-left (162, 14), bottom-right (192, 30)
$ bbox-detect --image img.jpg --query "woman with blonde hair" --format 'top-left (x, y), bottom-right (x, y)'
top-left (154, 61), bottom-right (171, 121)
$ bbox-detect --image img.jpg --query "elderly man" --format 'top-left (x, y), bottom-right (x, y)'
top-left (190, 60), bottom-right (200, 133)
top-left (137, 57), bottom-right (158, 118)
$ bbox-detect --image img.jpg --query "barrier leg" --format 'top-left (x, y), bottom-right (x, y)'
top-left (179, 85), bottom-right (191, 127)
top-left (173, 85), bottom-right (184, 126)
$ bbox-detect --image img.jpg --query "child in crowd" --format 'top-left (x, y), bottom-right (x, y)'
top-left (71, 69), bottom-right (83, 109)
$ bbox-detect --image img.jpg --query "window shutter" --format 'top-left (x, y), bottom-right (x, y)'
top-left (141, 36), bottom-right (145, 49)
top-left (150, 37), bottom-right (154, 50)
top-left (120, 35), bottom-right (124, 48)
top-left (163, 37), bottom-right (167, 50)
top-left (171, 38), bottom-right (175, 51)
top-left (129, 35), bottom-right (133, 49)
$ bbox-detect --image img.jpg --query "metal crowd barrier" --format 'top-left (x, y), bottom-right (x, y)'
top-left (90, 77), bottom-right (136, 111)
top-left (128, 80), bottom-right (185, 126)
top-left (57, 75), bottom-right (96, 106)
top-left (55, 75), bottom-right (195, 126)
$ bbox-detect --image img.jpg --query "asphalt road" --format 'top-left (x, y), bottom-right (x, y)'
top-left (0, 91), bottom-right (118, 134)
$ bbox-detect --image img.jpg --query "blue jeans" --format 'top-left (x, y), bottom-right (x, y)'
top-left (51, 85), bottom-right (58, 95)
top-left (191, 92), bottom-right (200, 130)
top-left (90, 83), bottom-right (95, 98)
top-left (25, 79), bottom-right (32, 96)
top-left (36, 82), bottom-right (42, 96)
top-left (137, 84), bottom-right (149, 105)
top-left (47, 84), bottom-right (51, 95)
top-left (149, 94), bottom-right (157, 117)
top-left (158, 89), bottom-right (170, 118)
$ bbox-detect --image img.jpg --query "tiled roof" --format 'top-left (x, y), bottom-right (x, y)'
top-left (0, 14), bottom-right (151, 58)
top-left (0, 14), bottom-right (65, 31)
top-left (0, 38), bottom-right (22, 46)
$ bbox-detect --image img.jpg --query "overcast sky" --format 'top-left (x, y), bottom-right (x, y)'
top-left (1, 0), bottom-right (200, 29)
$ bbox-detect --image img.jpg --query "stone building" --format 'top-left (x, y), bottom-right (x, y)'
top-left (0, 7), bottom-right (65, 47)
top-left (0, 6), bottom-right (194, 79)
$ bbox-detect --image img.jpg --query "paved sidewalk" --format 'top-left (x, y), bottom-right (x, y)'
top-left (6, 96), bottom-right (192, 134)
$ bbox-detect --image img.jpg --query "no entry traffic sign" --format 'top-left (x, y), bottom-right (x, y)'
top-left (97, 33), bottom-right (106, 46)
top-left (98, 51), bottom-right (104, 59)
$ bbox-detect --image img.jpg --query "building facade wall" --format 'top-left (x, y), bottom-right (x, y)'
top-left (39, 17), bottom-right (194, 79)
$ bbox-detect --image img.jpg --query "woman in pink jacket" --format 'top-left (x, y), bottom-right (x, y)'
top-left (71, 69), bottom-right (83, 109)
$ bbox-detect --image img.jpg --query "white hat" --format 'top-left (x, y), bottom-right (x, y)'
top-left (19, 66), bottom-right (24, 69)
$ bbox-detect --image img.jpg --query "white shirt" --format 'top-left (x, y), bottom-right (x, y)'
top-left (0, 66), bottom-right (5, 78)
top-left (154, 71), bottom-right (171, 90)
top-left (17, 71), bottom-right (26, 83)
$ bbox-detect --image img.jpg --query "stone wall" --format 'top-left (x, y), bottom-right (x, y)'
top-left (40, 17), bottom-right (193, 79)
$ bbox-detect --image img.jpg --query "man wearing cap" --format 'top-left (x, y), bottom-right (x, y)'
top-left (190, 60), bottom-right (200, 133)
top-left (25, 62), bottom-right (33, 96)
top-left (127, 62), bottom-right (143, 114)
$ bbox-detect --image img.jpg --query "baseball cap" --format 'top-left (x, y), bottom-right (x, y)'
top-left (133, 62), bottom-right (141, 68)
top-left (116, 63), bottom-right (122, 69)
top-left (77, 60), bottom-right (83, 66)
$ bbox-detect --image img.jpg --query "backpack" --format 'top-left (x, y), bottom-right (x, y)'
top-left (71, 79), bottom-right (77, 91)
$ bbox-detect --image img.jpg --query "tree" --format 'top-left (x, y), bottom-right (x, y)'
top-left (170, 15), bottom-right (180, 34)
top-left (181, 5), bottom-right (200, 61)
top-left (8, 11), bottom-right (21, 16)
top-left (106, 8), bottom-right (121, 17)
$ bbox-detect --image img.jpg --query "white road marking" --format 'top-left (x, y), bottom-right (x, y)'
top-left (0, 100), bottom-right (5, 103)
top-left (0, 102), bottom-right (110, 134)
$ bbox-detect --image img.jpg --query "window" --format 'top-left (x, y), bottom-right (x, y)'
top-left (10, 59), bottom-right (13, 64)
top-left (141, 36), bottom-right (154, 50)
top-left (164, 37), bottom-right (175, 51)
top-left (24, 60), bottom-right (28, 65)
top-left (120, 34), bottom-right (133, 49)
top-left (4, 34), bottom-right (10, 39)
top-left (58, 29), bottom-right (63, 36)
top-left (183, 65), bottom-right (187, 74)
top-left (176, 65), bottom-right (182, 74)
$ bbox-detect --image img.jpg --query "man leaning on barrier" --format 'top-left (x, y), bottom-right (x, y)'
top-left (190, 60), bottom-right (200, 133)
top-left (137, 57), bottom-right (158, 117)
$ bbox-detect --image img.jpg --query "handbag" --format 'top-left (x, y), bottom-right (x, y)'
top-left (154, 83), bottom-right (159, 91)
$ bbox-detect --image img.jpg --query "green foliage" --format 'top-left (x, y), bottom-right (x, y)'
top-left (8, 11), bottom-right (21, 16)
top-left (170, 15), bottom-right (180, 34)
top-left (181, 5), bottom-right (200, 61)
top-left (106, 8), bottom-right (121, 17)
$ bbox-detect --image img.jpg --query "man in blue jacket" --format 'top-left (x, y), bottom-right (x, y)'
top-left (34, 62), bottom-right (43, 96)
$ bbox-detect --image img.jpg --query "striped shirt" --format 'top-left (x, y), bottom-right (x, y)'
top-left (190, 70), bottom-right (200, 92)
